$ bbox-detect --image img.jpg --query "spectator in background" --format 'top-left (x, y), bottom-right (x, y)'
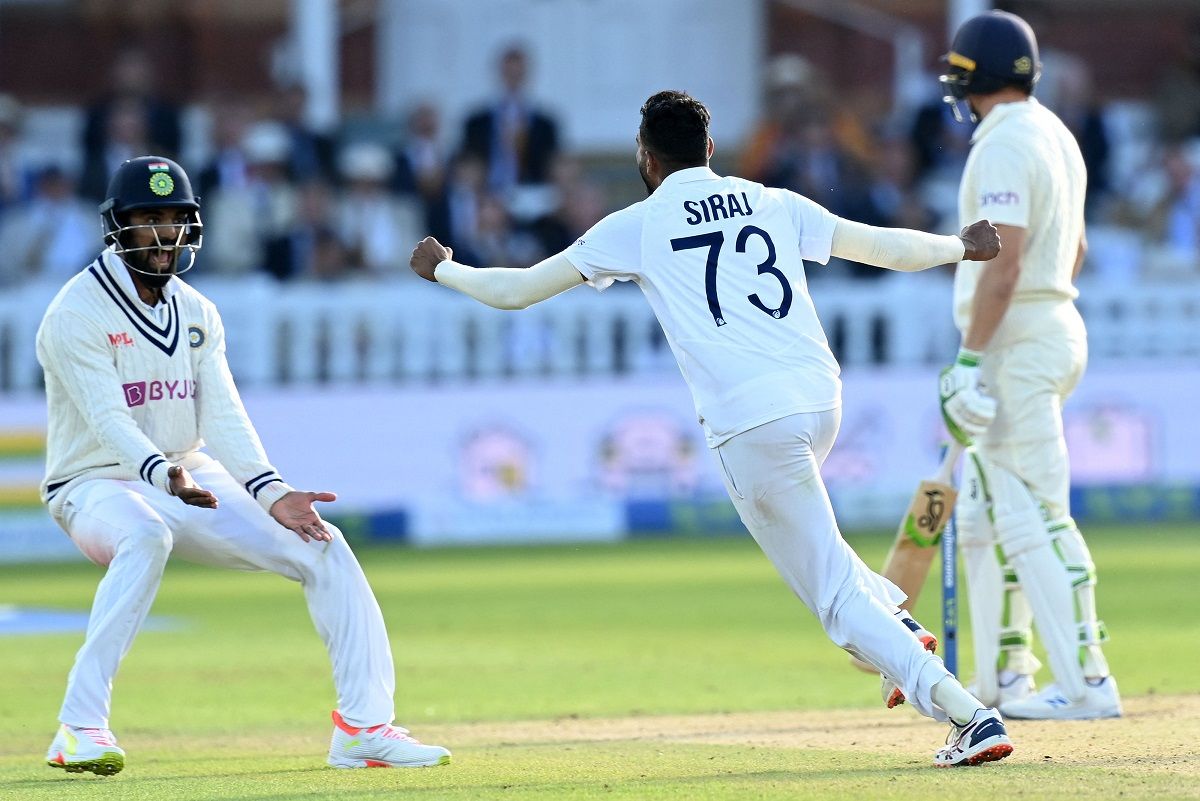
top-left (273, 83), bottom-right (335, 183)
top-left (1038, 50), bottom-right (1111, 219)
top-left (529, 155), bottom-right (607, 257)
top-left (0, 94), bottom-right (37, 212)
top-left (738, 54), bottom-right (820, 184)
top-left (471, 193), bottom-right (541, 269)
top-left (263, 179), bottom-right (349, 282)
top-left (82, 48), bottom-right (181, 166)
top-left (1116, 143), bottom-right (1200, 280)
top-left (1151, 19), bottom-right (1200, 145)
top-left (204, 122), bottom-right (298, 276)
top-left (394, 101), bottom-right (448, 204)
top-left (0, 165), bottom-right (99, 286)
top-left (196, 96), bottom-right (254, 199)
top-left (909, 94), bottom-right (973, 186)
top-left (335, 141), bottom-right (423, 277)
top-left (80, 97), bottom-right (155, 202)
top-left (427, 151), bottom-right (487, 264)
top-left (865, 136), bottom-right (940, 237)
top-left (461, 44), bottom-right (560, 195)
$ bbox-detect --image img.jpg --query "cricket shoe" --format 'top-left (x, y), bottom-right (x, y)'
top-left (967, 671), bottom-right (1037, 708)
top-left (327, 710), bottom-right (451, 768)
top-left (882, 614), bottom-right (939, 708)
top-left (999, 675), bottom-right (1122, 720)
top-left (45, 724), bottom-right (125, 776)
top-left (933, 707), bottom-right (1014, 767)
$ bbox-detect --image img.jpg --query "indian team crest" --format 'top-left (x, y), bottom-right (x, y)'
top-left (149, 172), bottom-right (175, 197)
top-left (188, 325), bottom-right (206, 348)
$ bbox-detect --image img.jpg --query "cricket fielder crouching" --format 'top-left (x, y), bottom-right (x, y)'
top-left (938, 11), bottom-right (1120, 720)
top-left (38, 157), bottom-right (450, 775)
top-left (412, 90), bottom-right (1015, 767)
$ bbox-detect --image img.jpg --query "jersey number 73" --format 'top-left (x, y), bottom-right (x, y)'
top-left (671, 225), bottom-right (789, 327)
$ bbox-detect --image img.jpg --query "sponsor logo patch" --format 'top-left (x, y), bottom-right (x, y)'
top-left (981, 190), bottom-right (1020, 206)
top-left (108, 332), bottom-right (134, 347)
top-left (123, 381), bottom-right (147, 407)
top-left (122, 379), bottom-right (197, 406)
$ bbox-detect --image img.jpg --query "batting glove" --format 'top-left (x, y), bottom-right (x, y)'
top-left (939, 347), bottom-right (997, 446)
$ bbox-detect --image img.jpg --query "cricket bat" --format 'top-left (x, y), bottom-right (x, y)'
top-left (850, 442), bottom-right (963, 673)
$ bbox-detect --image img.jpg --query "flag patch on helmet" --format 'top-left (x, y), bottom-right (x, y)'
top-left (147, 162), bottom-right (171, 171)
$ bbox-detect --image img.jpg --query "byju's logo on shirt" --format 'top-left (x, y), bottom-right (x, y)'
top-left (122, 379), bottom-right (197, 407)
top-left (981, 191), bottom-right (1020, 207)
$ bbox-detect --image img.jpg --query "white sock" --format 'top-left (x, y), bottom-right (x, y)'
top-left (931, 676), bottom-right (986, 726)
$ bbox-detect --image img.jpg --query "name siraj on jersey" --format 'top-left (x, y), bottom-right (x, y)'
top-left (682, 192), bottom-right (754, 226)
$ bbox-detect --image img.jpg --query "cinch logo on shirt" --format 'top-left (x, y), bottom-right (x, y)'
top-left (981, 191), bottom-right (1020, 206)
top-left (122, 379), bottom-right (197, 407)
top-left (108, 332), bottom-right (134, 347)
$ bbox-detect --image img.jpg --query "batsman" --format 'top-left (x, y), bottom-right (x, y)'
top-left (936, 10), bottom-right (1120, 720)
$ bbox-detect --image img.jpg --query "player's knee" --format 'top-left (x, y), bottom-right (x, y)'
top-left (1048, 517), bottom-right (1097, 588)
top-left (993, 504), bottom-right (1047, 559)
top-left (121, 521), bottom-right (173, 560)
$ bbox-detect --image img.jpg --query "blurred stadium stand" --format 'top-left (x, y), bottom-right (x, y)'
top-left (1, 0), bottom-right (1199, 552)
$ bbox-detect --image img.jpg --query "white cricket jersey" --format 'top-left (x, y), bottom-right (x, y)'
top-left (36, 247), bottom-right (293, 523)
top-left (564, 167), bottom-right (840, 447)
top-left (954, 97), bottom-right (1086, 330)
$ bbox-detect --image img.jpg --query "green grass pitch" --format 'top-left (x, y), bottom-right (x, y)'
top-left (0, 523), bottom-right (1197, 800)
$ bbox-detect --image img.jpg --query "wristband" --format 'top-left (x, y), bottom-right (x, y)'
top-left (956, 347), bottom-right (984, 367)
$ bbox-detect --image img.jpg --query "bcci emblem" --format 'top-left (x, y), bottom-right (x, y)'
top-left (188, 325), bottom-right (206, 348)
top-left (1013, 56), bottom-right (1033, 75)
top-left (149, 172), bottom-right (175, 197)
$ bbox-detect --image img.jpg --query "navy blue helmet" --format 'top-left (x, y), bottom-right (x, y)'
top-left (100, 156), bottom-right (203, 278)
top-left (940, 11), bottom-right (1041, 121)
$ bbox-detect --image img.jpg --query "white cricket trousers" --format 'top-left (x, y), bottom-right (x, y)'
top-left (56, 456), bottom-right (395, 730)
top-left (714, 409), bottom-right (951, 720)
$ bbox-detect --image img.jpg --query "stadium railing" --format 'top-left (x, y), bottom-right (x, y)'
top-left (1, 275), bottom-right (1197, 393)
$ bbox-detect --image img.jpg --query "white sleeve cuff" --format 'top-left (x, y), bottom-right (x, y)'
top-left (254, 480), bottom-right (295, 514)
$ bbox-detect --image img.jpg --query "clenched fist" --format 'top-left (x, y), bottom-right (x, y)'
top-left (959, 220), bottom-right (1001, 261)
top-left (410, 237), bottom-right (453, 282)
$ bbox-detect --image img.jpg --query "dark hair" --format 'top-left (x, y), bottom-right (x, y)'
top-left (639, 90), bottom-right (710, 169)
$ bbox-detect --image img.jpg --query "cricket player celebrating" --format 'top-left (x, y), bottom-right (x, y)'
top-left (938, 11), bottom-right (1121, 719)
top-left (38, 156), bottom-right (450, 775)
top-left (412, 90), bottom-right (1013, 767)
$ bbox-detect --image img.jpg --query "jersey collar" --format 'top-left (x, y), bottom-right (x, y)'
top-left (971, 96), bottom-right (1039, 144)
top-left (101, 245), bottom-right (180, 307)
top-left (660, 166), bottom-right (720, 189)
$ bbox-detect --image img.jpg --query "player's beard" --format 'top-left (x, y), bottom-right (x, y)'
top-left (638, 159), bottom-right (655, 196)
top-left (128, 247), bottom-right (178, 289)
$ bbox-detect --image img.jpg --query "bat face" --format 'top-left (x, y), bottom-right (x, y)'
top-left (903, 480), bottom-right (958, 547)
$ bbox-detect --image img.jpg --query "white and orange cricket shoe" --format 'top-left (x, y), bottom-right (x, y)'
top-left (327, 710), bottom-right (451, 768)
top-left (46, 724), bottom-right (125, 776)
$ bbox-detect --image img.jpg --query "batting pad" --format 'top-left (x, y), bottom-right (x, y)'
top-left (957, 451), bottom-right (1004, 705)
top-left (985, 459), bottom-right (1088, 701)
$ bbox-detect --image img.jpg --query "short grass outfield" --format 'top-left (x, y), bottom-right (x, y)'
top-left (0, 523), bottom-right (1197, 800)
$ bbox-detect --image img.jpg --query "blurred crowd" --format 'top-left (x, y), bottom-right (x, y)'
top-left (0, 45), bottom-right (604, 287)
top-left (2, 43), bottom-right (1200, 289)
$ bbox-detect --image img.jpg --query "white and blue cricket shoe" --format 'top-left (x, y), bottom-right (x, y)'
top-left (1000, 675), bottom-right (1122, 720)
top-left (933, 707), bottom-right (1014, 767)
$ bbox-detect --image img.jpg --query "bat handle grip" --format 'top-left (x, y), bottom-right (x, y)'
top-left (935, 441), bottom-right (965, 484)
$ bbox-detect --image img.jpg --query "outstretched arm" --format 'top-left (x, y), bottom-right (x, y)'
top-left (830, 217), bottom-right (999, 272)
top-left (410, 237), bottom-right (585, 309)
